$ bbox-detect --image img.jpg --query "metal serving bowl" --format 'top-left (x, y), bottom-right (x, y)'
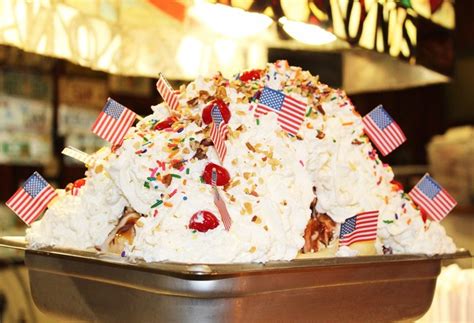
top-left (0, 236), bottom-right (470, 323)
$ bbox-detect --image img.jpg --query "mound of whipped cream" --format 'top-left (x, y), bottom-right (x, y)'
top-left (26, 61), bottom-right (456, 263)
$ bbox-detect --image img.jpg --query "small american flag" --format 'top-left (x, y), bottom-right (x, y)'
top-left (91, 98), bottom-right (136, 145)
top-left (156, 73), bottom-right (180, 111)
top-left (255, 87), bottom-right (307, 135)
top-left (210, 105), bottom-right (228, 163)
top-left (362, 105), bottom-right (406, 156)
top-left (409, 174), bottom-right (456, 222)
top-left (212, 168), bottom-right (232, 230)
top-left (6, 172), bottom-right (57, 225)
top-left (339, 211), bottom-right (379, 246)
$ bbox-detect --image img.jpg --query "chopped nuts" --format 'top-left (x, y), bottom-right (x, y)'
top-left (215, 86), bottom-right (227, 99)
top-left (95, 164), bottom-right (104, 174)
top-left (190, 140), bottom-right (200, 151)
top-left (171, 160), bottom-right (184, 170)
top-left (187, 97), bottom-right (199, 107)
top-left (231, 179), bottom-right (241, 188)
top-left (229, 129), bottom-right (241, 139)
top-left (200, 138), bottom-right (213, 147)
top-left (316, 104), bottom-right (325, 115)
top-left (162, 174), bottom-right (173, 187)
top-left (251, 215), bottom-right (262, 224)
top-left (198, 90), bottom-right (210, 101)
top-left (316, 130), bottom-right (326, 139)
top-left (245, 142), bottom-right (256, 152)
top-left (244, 202), bottom-right (253, 214)
top-left (192, 148), bottom-right (207, 160)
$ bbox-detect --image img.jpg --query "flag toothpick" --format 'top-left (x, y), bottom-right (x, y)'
top-left (408, 173), bottom-right (457, 222)
top-left (255, 87), bottom-right (307, 135)
top-left (6, 172), bottom-right (58, 225)
top-left (339, 211), bottom-right (379, 246)
top-left (62, 146), bottom-right (95, 166)
top-left (362, 105), bottom-right (406, 156)
top-left (156, 73), bottom-right (180, 113)
top-left (212, 168), bottom-right (232, 230)
top-left (210, 104), bottom-right (228, 163)
top-left (91, 98), bottom-right (137, 145)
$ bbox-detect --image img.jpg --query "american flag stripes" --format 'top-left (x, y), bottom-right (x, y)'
top-left (212, 168), bottom-right (232, 230)
top-left (409, 174), bottom-right (456, 222)
top-left (339, 211), bottom-right (379, 246)
top-left (255, 87), bottom-right (307, 135)
top-left (6, 172), bottom-right (57, 225)
top-left (91, 98), bottom-right (136, 145)
top-left (156, 73), bottom-right (180, 111)
top-left (362, 105), bottom-right (406, 156)
top-left (210, 105), bottom-right (228, 163)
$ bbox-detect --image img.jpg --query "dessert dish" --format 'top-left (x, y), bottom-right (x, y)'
top-left (26, 61), bottom-right (456, 263)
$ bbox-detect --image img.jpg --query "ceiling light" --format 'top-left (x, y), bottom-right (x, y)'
top-left (279, 17), bottom-right (336, 45)
top-left (188, 1), bottom-right (273, 38)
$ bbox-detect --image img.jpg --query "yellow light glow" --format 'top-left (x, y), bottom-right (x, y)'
top-left (177, 36), bottom-right (204, 78)
top-left (279, 17), bottom-right (336, 46)
top-left (189, 1), bottom-right (273, 38)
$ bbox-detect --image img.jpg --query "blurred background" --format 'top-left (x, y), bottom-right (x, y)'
top-left (0, 0), bottom-right (472, 322)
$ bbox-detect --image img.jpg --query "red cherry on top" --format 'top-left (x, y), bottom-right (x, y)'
top-left (390, 180), bottom-right (404, 192)
top-left (202, 163), bottom-right (231, 186)
top-left (240, 69), bottom-right (263, 82)
top-left (154, 116), bottom-right (177, 130)
top-left (73, 178), bottom-right (86, 188)
top-left (189, 211), bottom-right (219, 232)
top-left (202, 99), bottom-right (231, 125)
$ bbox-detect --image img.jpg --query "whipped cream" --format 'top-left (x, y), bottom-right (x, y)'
top-left (27, 149), bottom-right (128, 249)
top-left (26, 61), bottom-right (457, 262)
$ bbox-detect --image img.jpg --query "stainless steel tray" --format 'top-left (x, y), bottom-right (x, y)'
top-left (0, 236), bottom-right (471, 323)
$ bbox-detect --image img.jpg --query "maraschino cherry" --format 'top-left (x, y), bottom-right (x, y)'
top-left (202, 99), bottom-right (231, 125)
top-left (73, 178), bottom-right (86, 188)
top-left (189, 211), bottom-right (219, 232)
top-left (240, 69), bottom-right (263, 82)
top-left (154, 116), bottom-right (177, 130)
top-left (390, 180), bottom-right (404, 191)
top-left (202, 163), bottom-right (231, 186)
